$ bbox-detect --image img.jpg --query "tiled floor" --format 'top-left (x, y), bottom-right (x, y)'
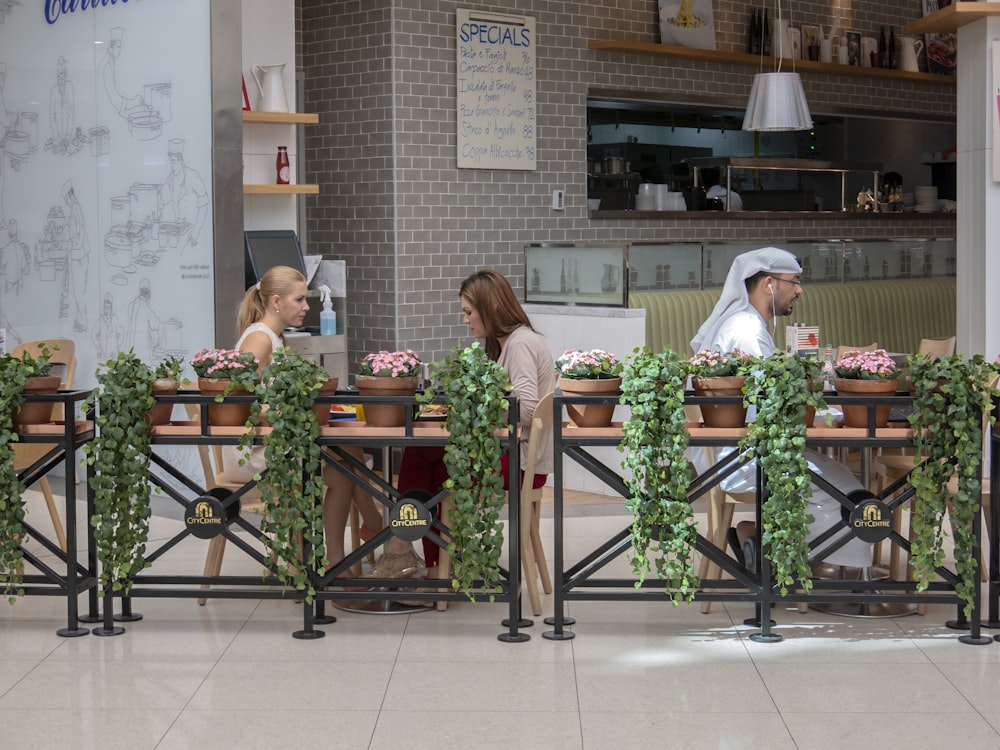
top-left (3, 488), bottom-right (1000, 749)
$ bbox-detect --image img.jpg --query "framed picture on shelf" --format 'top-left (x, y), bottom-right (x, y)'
top-left (801, 24), bottom-right (820, 61)
top-left (657, 0), bottom-right (717, 51)
top-left (846, 31), bottom-right (861, 66)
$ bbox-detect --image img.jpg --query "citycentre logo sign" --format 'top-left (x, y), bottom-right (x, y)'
top-left (45, 0), bottom-right (137, 26)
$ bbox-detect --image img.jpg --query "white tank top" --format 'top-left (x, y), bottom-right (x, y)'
top-left (236, 321), bottom-right (283, 354)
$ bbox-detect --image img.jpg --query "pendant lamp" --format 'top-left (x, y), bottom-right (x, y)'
top-left (742, 3), bottom-right (812, 132)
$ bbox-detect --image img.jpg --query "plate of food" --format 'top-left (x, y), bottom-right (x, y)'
top-left (418, 403), bottom-right (448, 420)
top-left (330, 403), bottom-right (358, 420)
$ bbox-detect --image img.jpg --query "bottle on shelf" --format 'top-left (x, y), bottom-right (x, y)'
top-left (318, 284), bottom-right (336, 335)
top-left (888, 26), bottom-right (896, 70)
top-left (276, 146), bottom-right (290, 185)
top-left (878, 26), bottom-right (887, 69)
top-left (762, 8), bottom-right (771, 56)
top-left (747, 8), bottom-right (759, 55)
top-left (822, 346), bottom-right (835, 390)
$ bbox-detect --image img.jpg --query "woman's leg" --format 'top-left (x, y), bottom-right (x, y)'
top-left (322, 446), bottom-right (382, 567)
top-left (396, 446), bottom-right (448, 569)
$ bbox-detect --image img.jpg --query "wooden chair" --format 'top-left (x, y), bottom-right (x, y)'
top-left (188, 405), bottom-right (371, 602)
top-left (187, 405), bottom-right (266, 605)
top-left (11, 338), bottom-right (77, 552)
top-left (916, 336), bottom-right (956, 358)
top-left (871, 374), bottom-right (998, 601)
top-left (435, 391), bottom-right (554, 615)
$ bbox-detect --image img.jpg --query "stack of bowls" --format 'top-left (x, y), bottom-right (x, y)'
top-left (913, 185), bottom-right (939, 213)
top-left (636, 183), bottom-right (657, 211)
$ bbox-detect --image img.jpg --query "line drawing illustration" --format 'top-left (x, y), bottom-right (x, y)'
top-left (99, 27), bottom-right (171, 141)
top-left (0, 0), bottom-right (22, 25)
top-left (126, 277), bottom-right (165, 365)
top-left (0, 60), bottom-right (14, 229)
top-left (0, 217), bottom-right (31, 294)
top-left (58, 179), bottom-right (91, 333)
top-left (46, 55), bottom-right (81, 155)
top-left (92, 292), bottom-right (125, 361)
top-left (158, 138), bottom-right (207, 248)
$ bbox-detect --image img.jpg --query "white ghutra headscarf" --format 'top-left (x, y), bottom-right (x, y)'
top-left (690, 246), bottom-right (801, 352)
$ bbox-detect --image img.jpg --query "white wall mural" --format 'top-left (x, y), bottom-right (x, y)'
top-left (0, 0), bottom-right (215, 388)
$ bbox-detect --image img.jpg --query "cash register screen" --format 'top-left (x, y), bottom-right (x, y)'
top-left (243, 230), bottom-right (307, 289)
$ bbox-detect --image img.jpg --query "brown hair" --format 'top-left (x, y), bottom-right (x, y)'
top-left (235, 265), bottom-right (306, 336)
top-left (459, 269), bottom-right (534, 360)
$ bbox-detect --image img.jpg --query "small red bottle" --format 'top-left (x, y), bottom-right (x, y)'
top-left (276, 146), bottom-right (290, 185)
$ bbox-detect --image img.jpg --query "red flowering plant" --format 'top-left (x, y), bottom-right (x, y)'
top-left (359, 349), bottom-right (422, 378)
top-left (555, 348), bottom-right (623, 380)
top-left (686, 349), bottom-right (753, 378)
top-left (833, 348), bottom-right (898, 380)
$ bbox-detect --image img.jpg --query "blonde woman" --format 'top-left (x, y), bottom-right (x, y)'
top-left (224, 266), bottom-right (383, 573)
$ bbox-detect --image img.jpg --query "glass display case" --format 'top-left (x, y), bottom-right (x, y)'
top-left (524, 244), bottom-right (627, 306)
top-left (524, 238), bottom-right (957, 307)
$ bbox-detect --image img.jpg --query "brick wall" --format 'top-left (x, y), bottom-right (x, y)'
top-left (298, 0), bottom-right (956, 367)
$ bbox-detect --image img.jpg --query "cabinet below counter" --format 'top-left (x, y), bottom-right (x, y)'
top-left (590, 210), bottom-right (957, 220)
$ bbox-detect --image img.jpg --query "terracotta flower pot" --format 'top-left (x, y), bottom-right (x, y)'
top-left (692, 375), bottom-right (747, 428)
top-left (145, 378), bottom-right (178, 428)
top-left (311, 377), bottom-right (338, 426)
top-left (198, 377), bottom-right (253, 427)
top-left (355, 375), bottom-right (418, 427)
top-left (12, 375), bottom-right (62, 426)
top-left (834, 377), bottom-right (899, 428)
top-left (559, 376), bottom-right (621, 427)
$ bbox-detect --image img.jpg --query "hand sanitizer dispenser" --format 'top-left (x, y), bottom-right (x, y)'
top-left (318, 285), bottom-right (336, 336)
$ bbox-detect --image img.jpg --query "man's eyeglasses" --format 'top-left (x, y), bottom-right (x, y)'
top-left (772, 277), bottom-right (803, 289)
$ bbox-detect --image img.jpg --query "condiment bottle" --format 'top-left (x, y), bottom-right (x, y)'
top-left (276, 146), bottom-right (290, 185)
top-left (318, 284), bottom-right (336, 335)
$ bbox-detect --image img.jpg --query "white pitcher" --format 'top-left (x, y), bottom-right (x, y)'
top-left (251, 63), bottom-right (289, 112)
top-left (897, 36), bottom-right (924, 73)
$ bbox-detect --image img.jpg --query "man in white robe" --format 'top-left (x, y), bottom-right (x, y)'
top-left (692, 246), bottom-right (871, 569)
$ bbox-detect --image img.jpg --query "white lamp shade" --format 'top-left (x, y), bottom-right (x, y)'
top-left (742, 71), bottom-right (813, 132)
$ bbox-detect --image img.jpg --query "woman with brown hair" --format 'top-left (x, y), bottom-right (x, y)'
top-left (223, 265), bottom-right (384, 575)
top-left (372, 269), bottom-right (556, 583)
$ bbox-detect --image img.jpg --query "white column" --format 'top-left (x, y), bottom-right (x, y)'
top-left (956, 16), bottom-right (1000, 360)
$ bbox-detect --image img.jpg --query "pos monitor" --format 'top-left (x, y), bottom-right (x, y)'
top-left (243, 230), bottom-right (307, 289)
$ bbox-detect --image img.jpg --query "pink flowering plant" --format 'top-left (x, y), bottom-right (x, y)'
top-left (360, 349), bottom-right (422, 378)
top-left (686, 349), bottom-right (752, 378)
top-left (556, 348), bottom-right (623, 380)
top-left (834, 348), bottom-right (898, 380)
top-left (191, 347), bottom-right (259, 380)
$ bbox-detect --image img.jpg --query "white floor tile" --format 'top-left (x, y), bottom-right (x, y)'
top-left (757, 662), bottom-right (977, 713)
top-left (372, 710), bottom-right (583, 749)
top-left (581, 711), bottom-right (796, 749)
top-left (0, 708), bottom-right (179, 750)
top-left (158, 708), bottom-right (378, 749)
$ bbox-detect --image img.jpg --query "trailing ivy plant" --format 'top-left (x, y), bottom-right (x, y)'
top-left (82, 350), bottom-right (156, 593)
top-left (907, 353), bottom-right (999, 616)
top-left (618, 347), bottom-right (696, 603)
top-left (0, 347), bottom-right (54, 602)
top-left (421, 342), bottom-right (510, 601)
top-left (240, 350), bottom-right (331, 603)
top-left (741, 353), bottom-right (827, 596)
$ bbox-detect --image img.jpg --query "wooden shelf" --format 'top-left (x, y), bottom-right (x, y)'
top-left (242, 111), bottom-right (319, 125)
top-left (587, 39), bottom-right (956, 85)
top-left (243, 184), bottom-right (320, 195)
top-left (905, 2), bottom-right (1000, 35)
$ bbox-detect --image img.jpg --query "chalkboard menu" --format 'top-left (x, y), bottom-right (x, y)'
top-left (456, 9), bottom-right (537, 171)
